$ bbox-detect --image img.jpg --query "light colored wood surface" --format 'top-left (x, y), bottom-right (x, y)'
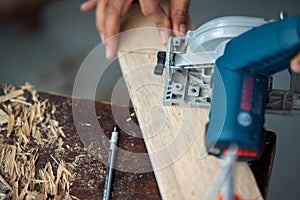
top-left (117, 3), bottom-right (263, 200)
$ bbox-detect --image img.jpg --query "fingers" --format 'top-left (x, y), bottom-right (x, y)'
top-left (82, 0), bottom-right (190, 59)
top-left (170, 0), bottom-right (190, 36)
top-left (80, 0), bottom-right (97, 12)
top-left (291, 52), bottom-right (300, 73)
top-left (104, 0), bottom-right (123, 39)
top-left (80, 0), bottom-right (133, 59)
top-left (139, 0), bottom-right (171, 43)
top-left (93, 0), bottom-right (133, 59)
top-left (104, 0), bottom-right (124, 59)
top-left (95, 0), bottom-right (108, 41)
top-left (81, 0), bottom-right (107, 41)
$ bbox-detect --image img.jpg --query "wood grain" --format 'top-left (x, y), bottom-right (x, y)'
top-left (117, 2), bottom-right (263, 199)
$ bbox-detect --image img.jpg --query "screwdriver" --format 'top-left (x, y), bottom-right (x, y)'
top-left (103, 126), bottom-right (119, 200)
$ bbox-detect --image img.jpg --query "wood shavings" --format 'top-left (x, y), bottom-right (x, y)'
top-left (72, 155), bottom-right (85, 167)
top-left (0, 173), bottom-right (12, 191)
top-left (10, 98), bottom-right (32, 107)
top-left (0, 109), bottom-right (8, 126)
top-left (56, 138), bottom-right (64, 152)
top-left (1, 84), bottom-right (66, 146)
top-left (68, 193), bottom-right (80, 200)
top-left (126, 117), bottom-right (132, 122)
top-left (50, 155), bottom-right (59, 165)
top-left (7, 106), bottom-right (14, 137)
top-left (20, 82), bottom-right (34, 91)
top-left (0, 84), bottom-right (73, 199)
top-left (130, 112), bottom-right (135, 117)
top-left (51, 105), bottom-right (56, 115)
top-left (58, 127), bottom-right (66, 138)
top-left (36, 162), bottom-right (73, 198)
top-left (83, 122), bottom-right (91, 127)
top-left (55, 164), bottom-right (73, 193)
top-left (0, 89), bottom-right (24, 103)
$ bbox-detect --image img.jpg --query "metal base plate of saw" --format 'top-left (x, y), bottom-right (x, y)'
top-left (155, 15), bottom-right (300, 114)
top-left (155, 16), bottom-right (268, 108)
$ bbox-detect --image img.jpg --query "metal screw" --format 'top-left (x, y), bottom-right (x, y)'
top-left (280, 11), bottom-right (288, 20)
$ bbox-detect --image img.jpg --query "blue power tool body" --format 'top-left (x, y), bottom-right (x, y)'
top-left (205, 16), bottom-right (300, 161)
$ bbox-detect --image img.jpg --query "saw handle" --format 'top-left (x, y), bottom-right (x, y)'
top-left (206, 16), bottom-right (300, 161)
top-left (217, 16), bottom-right (300, 76)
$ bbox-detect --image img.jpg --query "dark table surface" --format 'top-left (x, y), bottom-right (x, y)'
top-left (0, 85), bottom-right (276, 199)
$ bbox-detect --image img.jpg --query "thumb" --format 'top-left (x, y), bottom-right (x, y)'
top-left (291, 52), bottom-right (300, 73)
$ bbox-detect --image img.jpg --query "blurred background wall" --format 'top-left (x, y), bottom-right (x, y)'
top-left (0, 0), bottom-right (300, 199)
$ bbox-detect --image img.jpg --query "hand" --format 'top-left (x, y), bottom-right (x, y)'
top-left (291, 52), bottom-right (300, 73)
top-left (80, 0), bottom-right (190, 59)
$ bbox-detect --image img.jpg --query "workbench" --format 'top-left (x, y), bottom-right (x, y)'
top-left (0, 84), bottom-right (160, 199)
top-left (0, 82), bottom-right (275, 199)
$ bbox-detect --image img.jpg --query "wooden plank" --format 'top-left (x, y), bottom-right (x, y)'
top-left (117, 2), bottom-right (264, 200)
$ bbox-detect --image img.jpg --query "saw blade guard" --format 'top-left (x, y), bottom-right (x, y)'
top-left (155, 16), bottom-right (267, 108)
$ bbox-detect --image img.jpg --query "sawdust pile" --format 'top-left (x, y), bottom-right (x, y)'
top-left (0, 84), bottom-right (73, 199)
